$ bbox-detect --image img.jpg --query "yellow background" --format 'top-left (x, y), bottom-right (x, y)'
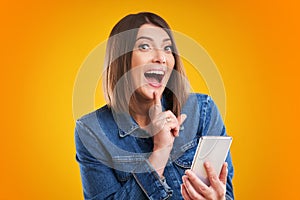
top-left (1, 0), bottom-right (299, 199)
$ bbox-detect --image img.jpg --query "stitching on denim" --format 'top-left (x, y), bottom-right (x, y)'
top-left (112, 155), bottom-right (146, 162)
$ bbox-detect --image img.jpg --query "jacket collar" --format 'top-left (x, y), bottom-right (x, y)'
top-left (115, 97), bottom-right (168, 138)
top-left (112, 111), bottom-right (139, 137)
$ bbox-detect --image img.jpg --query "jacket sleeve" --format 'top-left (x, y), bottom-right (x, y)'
top-left (198, 95), bottom-right (234, 200)
top-left (75, 123), bottom-right (173, 200)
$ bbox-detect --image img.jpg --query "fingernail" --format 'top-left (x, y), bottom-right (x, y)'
top-left (181, 114), bottom-right (187, 122)
top-left (185, 169), bottom-right (191, 175)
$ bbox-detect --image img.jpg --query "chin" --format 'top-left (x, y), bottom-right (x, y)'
top-left (135, 86), bottom-right (165, 101)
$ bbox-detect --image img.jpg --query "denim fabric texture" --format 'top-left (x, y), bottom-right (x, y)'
top-left (75, 93), bottom-right (234, 200)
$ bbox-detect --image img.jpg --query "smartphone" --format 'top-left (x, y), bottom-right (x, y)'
top-left (191, 136), bottom-right (232, 185)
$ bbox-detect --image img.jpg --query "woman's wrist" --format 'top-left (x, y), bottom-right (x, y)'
top-left (153, 143), bottom-right (173, 152)
top-left (148, 146), bottom-right (172, 177)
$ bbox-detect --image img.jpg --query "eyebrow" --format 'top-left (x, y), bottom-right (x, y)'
top-left (135, 36), bottom-right (171, 42)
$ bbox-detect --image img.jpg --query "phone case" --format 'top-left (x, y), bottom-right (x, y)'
top-left (191, 136), bottom-right (232, 185)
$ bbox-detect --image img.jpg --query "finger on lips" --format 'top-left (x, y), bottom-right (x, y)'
top-left (152, 92), bottom-right (188, 138)
top-left (153, 92), bottom-right (162, 114)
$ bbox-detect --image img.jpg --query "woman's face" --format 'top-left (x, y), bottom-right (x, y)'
top-left (131, 24), bottom-right (175, 101)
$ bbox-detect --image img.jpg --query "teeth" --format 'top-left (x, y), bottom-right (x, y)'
top-left (145, 70), bottom-right (164, 75)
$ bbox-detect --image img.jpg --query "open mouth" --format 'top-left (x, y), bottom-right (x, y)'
top-left (144, 70), bottom-right (165, 85)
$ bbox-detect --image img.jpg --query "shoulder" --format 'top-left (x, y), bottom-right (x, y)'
top-left (76, 105), bottom-right (111, 122)
top-left (186, 93), bottom-right (214, 109)
top-left (75, 104), bottom-right (118, 147)
top-left (75, 105), bottom-right (115, 132)
top-left (184, 93), bottom-right (221, 129)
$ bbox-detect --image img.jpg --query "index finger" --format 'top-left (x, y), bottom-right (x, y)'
top-left (152, 92), bottom-right (162, 115)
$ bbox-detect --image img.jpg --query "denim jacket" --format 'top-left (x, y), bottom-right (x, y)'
top-left (75, 93), bottom-right (234, 200)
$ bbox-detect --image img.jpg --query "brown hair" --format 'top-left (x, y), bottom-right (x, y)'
top-left (103, 12), bottom-right (189, 116)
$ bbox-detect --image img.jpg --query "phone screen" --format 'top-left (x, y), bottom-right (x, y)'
top-left (191, 136), bottom-right (232, 185)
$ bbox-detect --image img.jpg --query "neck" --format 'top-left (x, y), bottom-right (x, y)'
top-left (129, 94), bottom-right (154, 128)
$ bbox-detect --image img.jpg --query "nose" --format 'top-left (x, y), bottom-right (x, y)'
top-left (152, 49), bottom-right (166, 64)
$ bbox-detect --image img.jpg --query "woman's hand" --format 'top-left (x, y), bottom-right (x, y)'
top-left (181, 162), bottom-right (228, 200)
top-left (148, 92), bottom-right (186, 150)
top-left (148, 92), bottom-right (186, 177)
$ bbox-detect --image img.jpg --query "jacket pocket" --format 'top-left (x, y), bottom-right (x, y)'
top-left (111, 155), bottom-right (146, 183)
top-left (173, 138), bottom-right (199, 169)
top-left (113, 169), bottom-right (132, 183)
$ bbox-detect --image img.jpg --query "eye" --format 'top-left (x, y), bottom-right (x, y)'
top-left (164, 45), bottom-right (173, 53)
top-left (138, 44), bottom-right (151, 51)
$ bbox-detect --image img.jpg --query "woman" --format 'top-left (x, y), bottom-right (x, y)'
top-left (75, 12), bottom-right (234, 200)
